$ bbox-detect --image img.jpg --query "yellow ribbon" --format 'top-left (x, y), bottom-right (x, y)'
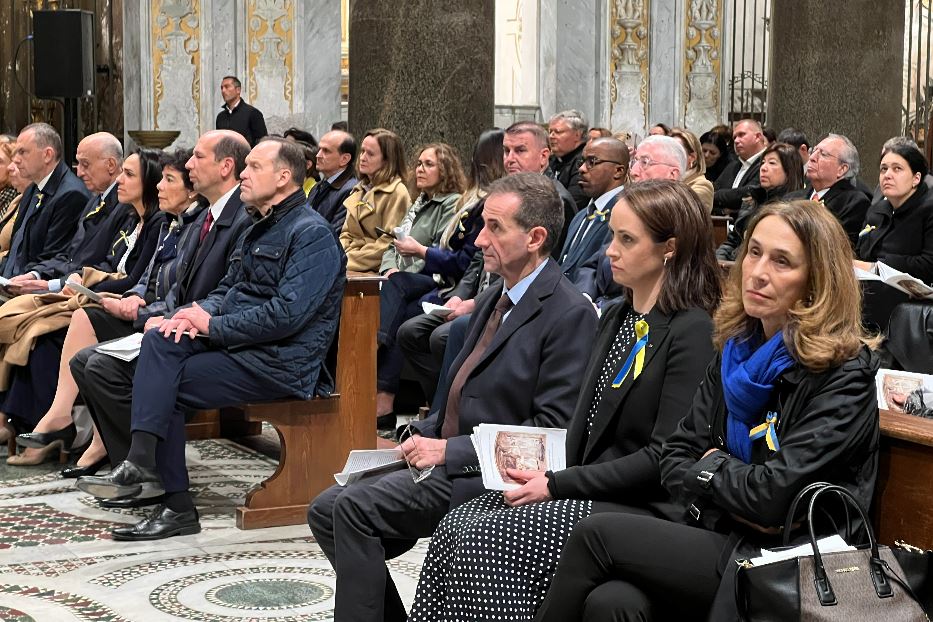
top-left (85, 197), bottom-right (106, 220)
top-left (35, 192), bottom-right (44, 209)
top-left (858, 224), bottom-right (876, 238)
top-left (111, 229), bottom-right (130, 254)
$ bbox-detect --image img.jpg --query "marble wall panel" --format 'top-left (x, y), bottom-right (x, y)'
top-left (609, 0), bottom-right (650, 136)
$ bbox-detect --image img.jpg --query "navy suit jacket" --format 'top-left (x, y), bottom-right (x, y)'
top-left (32, 185), bottom-right (131, 279)
top-left (413, 258), bottom-right (598, 507)
top-left (173, 188), bottom-right (252, 307)
top-left (308, 168), bottom-right (358, 237)
top-left (2, 160), bottom-right (91, 277)
top-left (559, 192), bottom-right (618, 282)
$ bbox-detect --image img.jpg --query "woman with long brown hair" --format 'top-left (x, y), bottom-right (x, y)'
top-left (339, 128), bottom-right (411, 272)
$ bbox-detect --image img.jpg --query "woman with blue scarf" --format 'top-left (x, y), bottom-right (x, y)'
top-left (536, 200), bottom-right (880, 621)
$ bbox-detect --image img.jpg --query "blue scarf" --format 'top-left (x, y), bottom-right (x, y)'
top-left (721, 331), bottom-right (795, 463)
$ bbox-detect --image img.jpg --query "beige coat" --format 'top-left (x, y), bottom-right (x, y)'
top-left (685, 172), bottom-right (715, 213)
top-left (0, 268), bottom-right (116, 389)
top-left (339, 178), bottom-right (412, 272)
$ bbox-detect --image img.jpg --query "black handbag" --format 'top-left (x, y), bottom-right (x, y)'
top-left (734, 482), bottom-right (933, 621)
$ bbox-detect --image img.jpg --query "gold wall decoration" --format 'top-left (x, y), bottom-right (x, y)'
top-left (683, 0), bottom-right (723, 132)
top-left (151, 0), bottom-right (201, 133)
top-left (246, 0), bottom-right (295, 114)
top-left (609, 0), bottom-right (650, 134)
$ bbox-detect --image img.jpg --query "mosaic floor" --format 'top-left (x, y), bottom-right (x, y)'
top-left (0, 436), bottom-right (427, 621)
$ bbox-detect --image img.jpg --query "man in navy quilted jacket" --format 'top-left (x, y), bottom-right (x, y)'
top-left (77, 137), bottom-right (346, 540)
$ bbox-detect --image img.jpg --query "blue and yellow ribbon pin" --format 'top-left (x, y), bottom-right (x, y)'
top-left (587, 207), bottom-right (609, 222)
top-left (749, 411), bottom-right (780, 451)
top-left (612, 320), bottom-right (649, 388)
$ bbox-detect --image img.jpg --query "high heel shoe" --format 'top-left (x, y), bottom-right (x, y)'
top-left (6, 441), bottom-right (63, 465)
top-left (16, 423), bottom-right (77, 450)
top-left (61, 456), bottom-right (109, 478)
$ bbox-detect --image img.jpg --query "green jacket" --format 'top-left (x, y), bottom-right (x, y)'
top-left (380, 192), bottom-right (460, 274)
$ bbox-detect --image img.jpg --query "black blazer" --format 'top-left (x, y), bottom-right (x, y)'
top-left (713, 157), bottom-right (762, 215)
top-left (856, 184), bottom-right (933, 283)
top-left (552, 179), bottom-right (579, 260)
top-left (308, 168), bottom-right (358, 238)
top-left (786, 179), bottom-right (871, 249)
top-left (414, 258), bottom-right (599, 506)
top-left (1, 159), bottom-right (91, 277)
top-left (175, 188), bottom-right (252, 305)
top-left (549, 142), bottom-right (588, 211)
top-left (32, 187), bottom-right (130, 279)
top-left (548, 303), bottom-right (714, 513)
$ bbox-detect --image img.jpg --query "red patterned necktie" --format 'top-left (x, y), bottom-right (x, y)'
top-left (199, 210), bottom-right (214, 243)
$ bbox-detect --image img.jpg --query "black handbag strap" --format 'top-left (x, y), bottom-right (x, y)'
top-left (803, 484), bottom-right (893, 606)
top-left (782, 481), bottom-right (852, 546)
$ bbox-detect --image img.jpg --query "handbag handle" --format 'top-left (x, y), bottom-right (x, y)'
top-left (781, 481), bottom-right (852, 546)
top-left (803, 484), bottom-right (893, 606)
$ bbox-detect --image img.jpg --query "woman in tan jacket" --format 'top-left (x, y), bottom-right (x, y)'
top-left (672, 128), bottom-right (714, 212)
top-left (339, 128), bottom-right (412, 272)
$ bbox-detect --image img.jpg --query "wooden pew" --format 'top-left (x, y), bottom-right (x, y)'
top-left (711, 215), bottom-right (732, 248)
top-left (231, 272), bottom-right (383, 529)
top-left (874, 408), bottom-right (933, 548)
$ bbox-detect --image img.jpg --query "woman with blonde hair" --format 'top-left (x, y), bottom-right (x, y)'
top-left (0, 136), bottom-right (18, 217)
top-left (536, 200), bottom-right (879, 621)
top-left (339, 128), bottom-right (411, 272)
top-left (671, 128), bottom-right (714, 211)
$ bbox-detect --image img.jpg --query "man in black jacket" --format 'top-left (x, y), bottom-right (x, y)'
top-left (215, 76), bottom-right (268, 147)
top-left (547, 109), bottom-right (589, 211)
top-left (2, 123), bottom-right (90, 278)
top-left (308, 173), bottom-right (598, 622)
top-left (785, 133), bottom-right (870, 248)
top-left (307, 129), bottom-right (358, 236)
top-left (7, 132), bottom-right (129, 294)
top-left (713, 119), bottom-right (768, 215)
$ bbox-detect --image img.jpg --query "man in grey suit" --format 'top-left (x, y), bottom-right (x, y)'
top-left (308, 173), bottom-right (598, 622)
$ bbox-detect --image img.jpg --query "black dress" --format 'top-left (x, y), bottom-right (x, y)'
top-left (408, 310), bottom-right (644, 622)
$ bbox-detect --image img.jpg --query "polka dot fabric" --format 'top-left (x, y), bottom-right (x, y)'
top-left (408, 310), bottom-right (643, 620)
top-left (409, 492), bottom-right (593, 621)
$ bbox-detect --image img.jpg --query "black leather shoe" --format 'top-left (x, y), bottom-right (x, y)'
top-left (16, 423), bottom-right (77, 449)
top-left (99, 494), bottom-right (165, 510)
top-left (111, 504), bottom-right (200, 541)
top-left (377, 412), bottom-right (396, 431)
top-left (60, 457), bottom-right (109, 479)
top-left (75, 460), bottom-right (164, 500)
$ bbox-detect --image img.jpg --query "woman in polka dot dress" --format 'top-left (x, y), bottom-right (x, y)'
top-left (409, 180), bottom-right (723, 621)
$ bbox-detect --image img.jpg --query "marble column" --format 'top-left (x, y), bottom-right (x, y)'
top-left (348, 0), bottom-right (494, 163)
top-left (769, 0), bottom-right (904, 183)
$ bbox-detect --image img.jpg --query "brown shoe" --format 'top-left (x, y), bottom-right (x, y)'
top-left (6, 442), bottom-right (63, 466)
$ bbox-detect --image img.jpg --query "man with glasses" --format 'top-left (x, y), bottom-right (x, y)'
top-left (560, 137), bottom-right (629, 283)
top-left (308, 173), bottom-right (597, 622)
top-left (547, 109), bottom-right (590, 210)
top-left (629, 135), bottom-right (687, 182)
top-left (713, 119), bottom-right (768, 215)
top-left (786, 133), bottom-right (870, 247)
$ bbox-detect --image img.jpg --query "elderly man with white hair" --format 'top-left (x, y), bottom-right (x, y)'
top-left (785, 132), bottom-right (871, 248)
top-left (547, 109), bottom-right (590, 210)
top-left (629, 135), bottom-right (687, 182)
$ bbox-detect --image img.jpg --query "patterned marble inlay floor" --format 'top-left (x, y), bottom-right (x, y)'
top-left (0, 438), bottom-right (427, 621)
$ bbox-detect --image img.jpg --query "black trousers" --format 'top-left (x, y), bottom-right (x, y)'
top-left (534, 512), bottom-right (728, 622)
top-left (307, 466), bottom-right (454, 622)
top-left (70, 344), bottom-right (136, 465)
top-left (396, 313), bottom-right (451, 403)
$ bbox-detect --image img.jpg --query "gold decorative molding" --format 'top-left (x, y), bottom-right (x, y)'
top-left (151, 0), bottom-right (201, 131)
top-left (609, 0), bottom-right (650, 132)
top-left (683, 0), bottom-right (723, 131)
top-left (246, 0), bottom-right (295, 113)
